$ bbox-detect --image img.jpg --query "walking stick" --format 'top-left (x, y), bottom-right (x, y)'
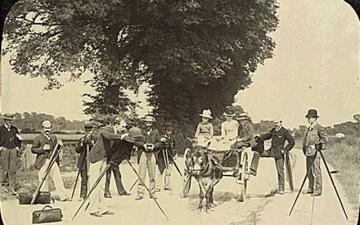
top-left (318, 150), bottom-right (348, 220)
top-left (284, 152), bottom-right (294, 192)
top-left (72, 163), bottom-right (111, 221)
top-left (31, 143), bottom-right (61, 204)
top-left (126, 159), bottom-right (170, 221)
top-left (129, 178), bottom-right (139, 192)
top-left (289, 151), bottom-right (318, 216)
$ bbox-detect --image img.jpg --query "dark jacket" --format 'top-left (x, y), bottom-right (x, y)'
top-left (75, 133), bottom-right (97, 168)
top-left (88, 126), bottom-right (123, 164)
top-left (238, 121), bottom-right (256, 147)
top-left (0, 125), bottom-right (21, 149)
top-left (261, 127), bottom-right (295, 158)
top-left (31, 133), bottom-right (58, 170)
top-left (157, 134), bottom-right (176, 174)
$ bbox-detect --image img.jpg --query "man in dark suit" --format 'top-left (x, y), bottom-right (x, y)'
top-left (0, 113), bottom-right (22, 195)
top-left (31, 120), bottom-right (69, 201)
top-left (104, 118), bottom-right (132, 198)
top-left (156, 123), bottom-right (176, 191)
top-left (249, 118), bottom-right (295, 194)
top-left (134, 115), bottom-right (162, 200)
top-left (75, 122), bottom-right (97, 199)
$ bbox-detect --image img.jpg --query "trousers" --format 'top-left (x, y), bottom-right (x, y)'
top-left (38, 159), bottom-right (68, 200)
top-left (137, 152), bottom-right (156, 197)
top-left (306, 154), bottom-right (322, 194)
top-left (88, 160), bottom-right (108, 214)
top-left (105, 164), bottom-right (126, 195)
top-left (250, 150), bottom-right (285, 191)
top-left (156, 164), bottom-right (173, 190)
top-left (1, 148), bottom-right (17, 188)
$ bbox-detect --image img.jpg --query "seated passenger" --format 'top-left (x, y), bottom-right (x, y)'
top-left (194, 109), bottom-right (214, 147)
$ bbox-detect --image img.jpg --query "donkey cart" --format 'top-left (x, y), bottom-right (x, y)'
top-left (209, 143), bottom-right (252, 202)
top-left (183, 137), bottom-right (254, 203)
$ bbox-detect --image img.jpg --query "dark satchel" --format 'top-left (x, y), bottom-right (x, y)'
top-left (32, 205), bottom-right (63, 224)
top-left (19, 192), bottom-right (53, 205)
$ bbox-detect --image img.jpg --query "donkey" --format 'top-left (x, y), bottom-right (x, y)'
top-left (184, 147), bottom-right (223, 211)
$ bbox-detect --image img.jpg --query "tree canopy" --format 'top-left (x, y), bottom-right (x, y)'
top-left (4, 0), bottom-right (279, 134)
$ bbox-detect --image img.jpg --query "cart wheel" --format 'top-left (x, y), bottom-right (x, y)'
top-left (238, 152), bottom-right (249, 202)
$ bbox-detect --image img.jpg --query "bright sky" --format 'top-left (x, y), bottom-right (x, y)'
top-left (1, 0), bottom-right (359, 128)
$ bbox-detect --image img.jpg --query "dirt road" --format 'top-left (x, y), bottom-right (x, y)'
top-left (1, 149), bottom-right (358, 225)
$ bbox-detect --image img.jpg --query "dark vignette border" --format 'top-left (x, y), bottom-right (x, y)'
top-left (0, 0), bottom-right (359, 225)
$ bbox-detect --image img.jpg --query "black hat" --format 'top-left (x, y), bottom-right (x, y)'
top-left (84, 121), bottom-right (94, 130)
top-left (223, 106), bottom-right (235, 117)
top-left (305, 109), bottom-right (319, 118)
top-left (164, 122), bottom-right (173, 130)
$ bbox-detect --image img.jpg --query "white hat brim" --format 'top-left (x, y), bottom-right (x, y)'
top-left (199, 114), bottom-right (212, 119)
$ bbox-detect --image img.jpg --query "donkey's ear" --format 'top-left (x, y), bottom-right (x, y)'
top-left (184, 148), bottom-right (191, 158)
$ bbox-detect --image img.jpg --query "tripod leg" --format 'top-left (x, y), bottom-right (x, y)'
top-left (289, 152), bottom-right (317, 216)
top-left (70, 169), bottom-right (81, 200)
top-left (129, 178), bottom-right (139, 192)
top-left (72, 164), bottom-right (111, 221)
top-left (126, 159), bottom-right (170, 221)
top-left (318, 151), bottom-right (348, 220)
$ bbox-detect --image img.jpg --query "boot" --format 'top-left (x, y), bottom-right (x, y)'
top-left (104, 192), bottom-right (112, 198)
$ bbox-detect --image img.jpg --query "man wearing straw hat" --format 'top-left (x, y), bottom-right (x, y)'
top-left (0, 113), bottom-right (22, 195)
top-left (134, 115), bottom-right (162, 200)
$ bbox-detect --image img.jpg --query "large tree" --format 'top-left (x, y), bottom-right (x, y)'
top-left (3, 0), bottom-right (278, 133)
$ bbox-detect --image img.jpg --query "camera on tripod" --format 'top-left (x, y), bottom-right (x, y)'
top-left (315, 142), bottom-right (326, 151)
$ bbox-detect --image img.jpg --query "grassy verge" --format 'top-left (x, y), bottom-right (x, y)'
top-left (323, 137), bottom-right (360, 209)
top-left (0, 145), bottom-right (77, 201)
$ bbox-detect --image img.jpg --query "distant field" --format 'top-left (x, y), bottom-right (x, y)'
top-left (324, 137), bottom-right (360, 208)
top-left (21, 133), bottom-right (84, 141)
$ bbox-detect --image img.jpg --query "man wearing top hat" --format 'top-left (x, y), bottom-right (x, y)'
top-left (75, 121), bottom-right (97, 199)
top-left (0, 113), bottom-right (22, 195)
top-left (249, 117), bottom-right (295, 194)
top-left (134, 115), bottom-right (162, 200)
top-left (302, 109), bottom-right (327, 196)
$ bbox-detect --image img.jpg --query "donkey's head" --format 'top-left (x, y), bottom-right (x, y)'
top-left (185, 147), bottom-right (209, 177)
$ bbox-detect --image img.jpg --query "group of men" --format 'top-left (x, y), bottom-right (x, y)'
top-left (71, 114), bottom-right (177, 216)
top-left (0, 107), bottom-right (327, 217)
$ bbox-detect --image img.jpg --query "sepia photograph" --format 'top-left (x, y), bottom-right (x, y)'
top-left (0, 0), bottom-right (359, 225)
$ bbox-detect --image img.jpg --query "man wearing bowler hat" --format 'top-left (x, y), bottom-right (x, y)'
top-left (0, 113), bottom-right (22, 195)
top-left (302, 109), bottom-right (327, 196)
